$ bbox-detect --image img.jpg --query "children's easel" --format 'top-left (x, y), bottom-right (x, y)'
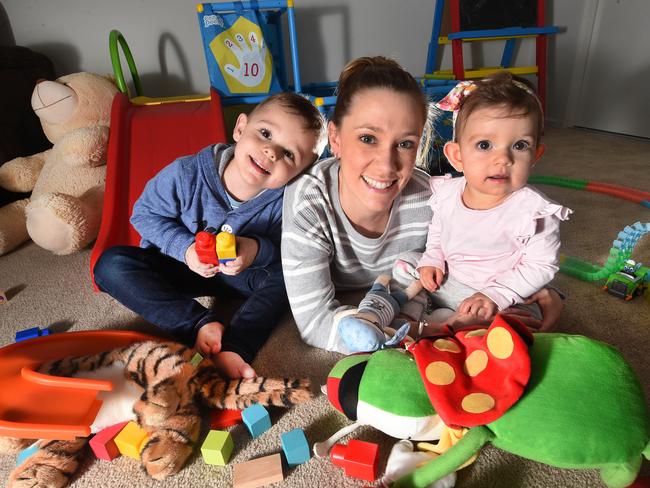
top-left (197, 1), bottom-right (302, 105)
top-left (424, 0), bottom-right (560, 110)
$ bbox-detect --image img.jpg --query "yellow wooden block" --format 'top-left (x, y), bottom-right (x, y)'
top-left (114, 421), bottom-right (149, 459)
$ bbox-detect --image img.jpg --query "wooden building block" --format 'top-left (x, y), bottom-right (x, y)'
top-left (114, 421), bottom-right (149, 459)
top-left (201, 430), bottom-right (234, 465)
top-left (89, 421), bottom-right (129, 461)
top-left (280, 428), bottom-right (310, 467)
top-left (241, 404), bottom-right (271, 438)
top-left (233, 453), bottom-right (284, 488)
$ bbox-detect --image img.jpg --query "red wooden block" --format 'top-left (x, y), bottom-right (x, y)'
top-left (331, 439), bottom-right (379, 482)
top-left (89, 421), bottom-right (129, 461)
top-left (210, 409), bottom-right (242, 430)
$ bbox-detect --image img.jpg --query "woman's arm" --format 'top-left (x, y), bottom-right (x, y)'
top-left (282, 182), bottom-right (355, 353)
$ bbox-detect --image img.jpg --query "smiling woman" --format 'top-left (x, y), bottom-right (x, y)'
top-left (281, 56), bottom-right (433, 353)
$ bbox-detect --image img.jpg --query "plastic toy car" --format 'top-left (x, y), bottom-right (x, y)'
top-left (603, 259), bottom-right (649, 300)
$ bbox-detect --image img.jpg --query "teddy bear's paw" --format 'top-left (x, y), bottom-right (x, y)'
top-left (8, 438), bottom-right (86, 488)
top-left (140, 432), bottom-right (194, 480)
top-left (0, 155), bottom-right (45, 192)
top-left (0, 200), bottom-right (30, 255)
top-left (26, 192), bottom-right (100, 255)
top-left (9, 463), bottom-right (70, 488)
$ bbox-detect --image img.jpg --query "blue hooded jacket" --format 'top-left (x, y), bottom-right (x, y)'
top-left (131, 144), bottom-right (283, 267)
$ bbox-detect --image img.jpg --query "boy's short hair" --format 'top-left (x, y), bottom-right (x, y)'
top-left (455, 72), bottom-right (544, 144)
top-left (252, 92), bottom-right (327, 158)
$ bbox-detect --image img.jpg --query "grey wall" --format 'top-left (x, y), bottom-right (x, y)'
top-left (1, 0), bottom-right (591, 126)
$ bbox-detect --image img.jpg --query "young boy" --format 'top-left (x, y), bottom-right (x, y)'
top-left (94, 93), bottom-right (325, 378)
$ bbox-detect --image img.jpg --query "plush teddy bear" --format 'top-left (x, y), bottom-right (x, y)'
top-left (0, 72), bottom-right (117, 255)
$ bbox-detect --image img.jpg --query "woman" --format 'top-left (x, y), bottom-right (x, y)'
top-left (282, 56), bottom-right (562, 353)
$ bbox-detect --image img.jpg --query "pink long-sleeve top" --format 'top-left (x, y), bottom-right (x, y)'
top-left (416, 176), bottom-right (573, 310)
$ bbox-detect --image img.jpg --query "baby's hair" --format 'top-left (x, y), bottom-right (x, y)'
top-left (454, 71), bottom-right (544, 144)
top-left (253, 92), bottom-right (327, 157)
top-left (331, 56), bottom-right (432, 164)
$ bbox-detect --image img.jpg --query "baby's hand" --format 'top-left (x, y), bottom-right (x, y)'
top-left (186, 243), bottom-right (219, 278)
top-left (419, 266), bottom-right (444, 292)
top-left (219, 236), bottom-right (259, 276)
top-left (458, 292), bottom-right (497, 319)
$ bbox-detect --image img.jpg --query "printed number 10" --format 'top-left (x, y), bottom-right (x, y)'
top-left (243, 62), bottom-right (259, 77)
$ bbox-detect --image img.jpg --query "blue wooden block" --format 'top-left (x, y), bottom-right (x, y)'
top-left (15, 327), bottom-right (40, 342)
top-left (16, 443), bottom-right (39, 466)
top-left (241, 404), bottom-right (271, 438)
top-left (281, 428), bottom-right (310, 467)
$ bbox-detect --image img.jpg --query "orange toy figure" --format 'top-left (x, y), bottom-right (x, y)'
top-left (0, 330), bottom-right (157, 440)
top-left (195, 230), bottom-right (237, 265)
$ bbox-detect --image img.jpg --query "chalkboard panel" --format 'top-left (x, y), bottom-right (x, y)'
top-left (459, 0), bottom-right (538, 30)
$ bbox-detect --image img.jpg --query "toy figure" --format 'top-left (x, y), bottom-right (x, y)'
top-left (0, 340), bottom-right (312, 487)
top-left (324, 315), bottom-right (649, 488)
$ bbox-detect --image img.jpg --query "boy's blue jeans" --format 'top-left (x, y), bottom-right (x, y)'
top-left (93, 245), bottom-right (288, 364)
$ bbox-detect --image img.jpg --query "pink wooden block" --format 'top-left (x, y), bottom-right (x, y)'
top-left (89, 421), bottom-right (129, 461)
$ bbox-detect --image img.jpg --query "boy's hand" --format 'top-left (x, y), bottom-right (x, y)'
top-left (458, 292), bottom-right (497, 319)
top-left (186, 243), bottom-right (219, 278)
top-left (419, 266), bottom-right (444, 292)
top-left (219, 236), bottom-right (259, 276)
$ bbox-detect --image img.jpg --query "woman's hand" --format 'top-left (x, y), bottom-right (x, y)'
top-left (502, 288), bottom-right (564, 332)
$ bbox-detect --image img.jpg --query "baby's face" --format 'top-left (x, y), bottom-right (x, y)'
top-left (232, 104), bottom-right (318, 193)
top-left (453, 105), bottom-right (541, 209)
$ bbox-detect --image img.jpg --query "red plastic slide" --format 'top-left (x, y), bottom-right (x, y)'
top-left (89, 88), bottom-right (227, 289)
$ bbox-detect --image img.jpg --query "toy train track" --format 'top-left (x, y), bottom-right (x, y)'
top-left (529, 175), bottom-right (649, 283)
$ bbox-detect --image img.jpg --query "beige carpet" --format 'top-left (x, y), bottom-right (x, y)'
top-left (0, 127), bottom-right (648, 487)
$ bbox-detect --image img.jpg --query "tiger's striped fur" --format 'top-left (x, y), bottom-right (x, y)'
top-left (3, 341), bottom-right (312, 487)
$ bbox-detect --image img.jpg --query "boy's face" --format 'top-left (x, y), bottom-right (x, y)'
top-left (444, 105), bottom-right (544, 209)
top-left (230, 103), bottom-right (318, 196)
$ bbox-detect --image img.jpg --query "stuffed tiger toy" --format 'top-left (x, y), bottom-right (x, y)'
top-left (0, 341), bottom-right (313, 488)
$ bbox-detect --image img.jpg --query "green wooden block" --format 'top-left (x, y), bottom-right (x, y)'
top-left (201, 430), bottom-right (234, 466)
top-left (190, 352), bottom-right (203, 367)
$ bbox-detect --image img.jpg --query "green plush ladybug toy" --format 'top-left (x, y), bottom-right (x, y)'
top-left (324, 314), bottom-right (649, 488)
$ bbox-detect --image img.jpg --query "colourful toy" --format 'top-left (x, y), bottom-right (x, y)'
top-left (0, 330), bottom-right (156, 440)
top-left (114, 421), bottom-right (149, 459)
top-left (0, 291), bottom-right (6, 304)
top-left (89, 421), bottom-right (129, 461)
top-left (241, 403), bottom-right (271, 438)
top-left (0, 338), bottom-right (312, 486)
top-left (424, 0), bottom-right (559, 110)
top-left (190, 352), bottom-right (204, 367)
top-left (201, 430), bottom-right (234, 465)
top-left (323, 315), bottom-right (649, 488)
top-left (330, 439), bottom-right (379, 482)
top-left (216, 230), bottom-right (237, 262)
top-left (89, 30), bottom-right (227, 289)
top-left (195, 230), bottom-right (238, 265)
top-left (210, 408), bottom-right (243, 430)
top-left (558, 221), bottom-right (649, 283)
top-left (233, 453), bottom-right (284, 488)
top-left (15, 443), bottom-right (39, 467)
top-left (604, 259), bottom-right (650, 300)
top-left (14, 327), bottom-right (50, 342)
top-left (280, 428), bottom-right (310, 467)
